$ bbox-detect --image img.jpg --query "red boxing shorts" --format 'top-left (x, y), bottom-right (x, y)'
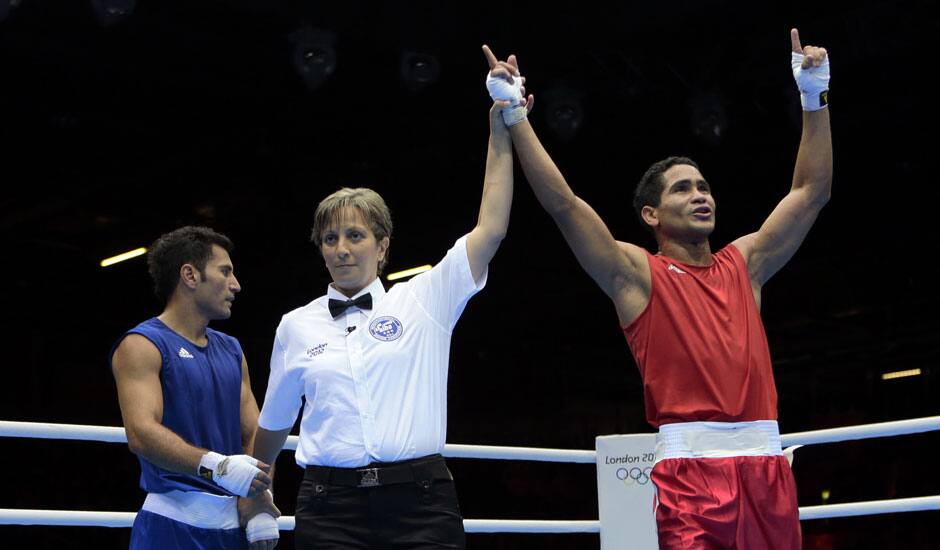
top-left (653, 455), bottom-right (800, 549)
top-left (651, 420), bottom-right (800, 549)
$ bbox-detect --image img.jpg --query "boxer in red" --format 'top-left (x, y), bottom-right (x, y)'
top-left (484, 29), bottom-right (831, 548)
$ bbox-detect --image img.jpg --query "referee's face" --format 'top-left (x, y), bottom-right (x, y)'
top-left (321, 207), bottom-right (389, 298)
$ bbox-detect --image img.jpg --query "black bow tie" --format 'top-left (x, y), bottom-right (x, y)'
top-left (328, 293), bottom-right (373, 318)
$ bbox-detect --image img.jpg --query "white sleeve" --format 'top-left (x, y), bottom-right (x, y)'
top-left (407, 234), bottom-right (486, 331)
top-left (257, 325), bottom-right (304, 431)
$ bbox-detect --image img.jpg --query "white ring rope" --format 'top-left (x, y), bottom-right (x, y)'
top-left (0, 421), bottom-right (127, 443)
top-left (6, 498), bottom-right (940, 530)
top-left (271, 437), bottom-right (599, 463)
top-left (2, 417), bottom-right (938, 531)
top-left (0, 509), bottom-right (603, 532)
top-left (443, 443), bottom-right (596, 463)
top-left (5, 416), bottom-right (939, 460)
top-left (463, 519), bottom-right (601, 533)
top-left (0, 510), bottom-right (137, 527)
top-left (780, 416), bottom-right (940, 446)
top-left (0, 421), bottom-right (597, 463)
top-left (798, 496), bottom-right (940, 520)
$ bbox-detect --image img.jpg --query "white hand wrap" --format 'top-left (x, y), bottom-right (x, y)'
top-left (485, 73), bottom-right (522, 104)
top-left (198, 452), bottom-right (261, 497)
top-left (485, 73), bottom-right (528, 127)
top-left (246, 512), bottom-right (280, 544)
top-left (791, 52), bottom-right (830, 111)
top-left (501, 105), bottom-right (528, 127)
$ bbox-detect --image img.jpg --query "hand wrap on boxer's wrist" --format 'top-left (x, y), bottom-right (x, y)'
top-left (198, 452), bottom-right (261, 497)
top-left (500, 105), bottom-right (528, 126)
top-left (791, 52), bottom-right (830, 111)
top-left (485, 73), bottom-right (527, 126)
top-left (246, 511), bottom-right (279, 544)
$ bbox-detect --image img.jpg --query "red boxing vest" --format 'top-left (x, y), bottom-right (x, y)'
top-left (622, 245), bottom-right (778, 428)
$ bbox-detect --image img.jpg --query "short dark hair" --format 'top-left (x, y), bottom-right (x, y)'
top-left (147, 226), bottom-right (234, 304)
top-left (633, 156), bottom-right (700, 231)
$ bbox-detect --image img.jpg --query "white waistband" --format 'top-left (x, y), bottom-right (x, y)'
top-left (654, 420), bottom-right (782, 464)
top-left (142, 490), bottom-right (239, 530)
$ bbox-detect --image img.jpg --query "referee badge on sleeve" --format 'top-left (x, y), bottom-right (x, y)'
top-left (369, 316), bottom-right (403, 341)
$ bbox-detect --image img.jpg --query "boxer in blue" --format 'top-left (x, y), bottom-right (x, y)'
top-left (111, 226), bottom-right (277, 549)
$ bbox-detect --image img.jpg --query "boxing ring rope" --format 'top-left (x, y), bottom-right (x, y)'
top-left (2, 416), bottom-right (940, 533)
top-left (0, 420), bottom-right (597, 463)
top-left (0, 509), bottom-right (603, 533)
top-left (779, 415), bottom-right (940, 446)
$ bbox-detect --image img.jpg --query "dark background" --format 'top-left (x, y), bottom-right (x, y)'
top-left (1, 0), bottom-right (938, 548)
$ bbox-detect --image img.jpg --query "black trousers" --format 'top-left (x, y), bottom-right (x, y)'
top-left (294, 454), bottom-right (466, 550)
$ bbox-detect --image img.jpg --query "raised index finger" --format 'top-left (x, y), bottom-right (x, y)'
top-left (790, 28), bottom-right (802, 53)
top-left (482, 45), bottom-right (499, 69)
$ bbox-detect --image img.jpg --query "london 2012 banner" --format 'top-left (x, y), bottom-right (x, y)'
top-left (595, 434), bottom-right (659, 549)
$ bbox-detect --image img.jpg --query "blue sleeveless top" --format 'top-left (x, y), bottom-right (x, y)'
top-left (111, 318), bottom-right (244, 495)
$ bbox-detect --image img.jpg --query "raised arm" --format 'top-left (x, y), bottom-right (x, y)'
top-left (466, 61), bottom-right (517, 283)
top-left (734, 29), bottom-right (833, 286)
top-left (482, 46), bottom-right (648, 307)
top-left (112, 334), bottom-right (271, 497)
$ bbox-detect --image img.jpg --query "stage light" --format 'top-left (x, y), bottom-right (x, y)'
top-left (101, 247), bottom-right (147, 268)
top-left (387, 265), bottom-right (432, 281)
top-left (688, 92), bottom-right (727, 147)
top-left (289, 27), bottom-right (337, 92)
top-left (541, 87), bottom-right (585, 142)
top-left (90, 0), bottom-right (136, 27)
top-left (0, 0), bottom-right (22, 23)
top-left (881, 368), bottom-right (922, 381)
top-left (400, 50), bottom-right (440, 92)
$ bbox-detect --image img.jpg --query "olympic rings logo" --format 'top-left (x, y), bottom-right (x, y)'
top-left (616, 466), bottom-right (652, 486)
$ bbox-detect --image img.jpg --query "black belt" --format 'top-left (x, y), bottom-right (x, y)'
top-left (304, 454), bottom-right (452, 488)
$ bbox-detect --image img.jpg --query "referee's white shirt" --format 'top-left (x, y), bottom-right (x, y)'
top-left (258, 235), bottom-right (486, 468)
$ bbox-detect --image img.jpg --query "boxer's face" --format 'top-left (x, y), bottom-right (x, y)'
top-left (192, 245), bottom-right (241, 320)
top-left (643, 164), bottom-right (716, 240)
